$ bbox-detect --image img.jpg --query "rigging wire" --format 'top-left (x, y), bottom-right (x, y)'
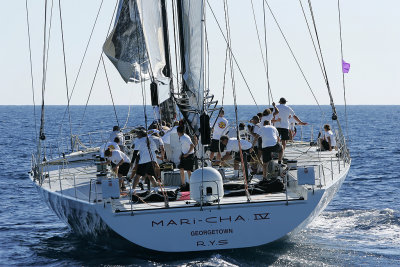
top-left (223, 0), bottom-right (251, 201)
top-left (337, 0), bottom-right (349, 139)
top-left (101, 55), bottom-right (120, 127)
top-left (76, 0), bottom-right (119, 134)
top-left (250, 0), bottom-right (273, 104)
top-left (78, 57), bottom-right (102, 131)
top-left (39, 0), bottom-right (48, 142)
top-left (297, 0), bottom-right (327, 84)
top-left (221, 45), bottom-right (229, 107)
top-left (24, 0), bottom-right (38, 141)
top-left (68, 0), bottom-right (104, 102)
top-left (306, 0), bottom-right (348, 157)
top-left (262, 0), bottom-right (273, 105)
top-left (58, 0), bottom-right (74, 149)
top-left (135, 2), bottom-right (169, 204)
top-left (44, 0), bottom-right (54, 89)
top-left (263, 0), bottom-right (322, 112)
top-left (58, 0), bottom-right (105, 136)
top-left (206, 0), bottom-right (259, 111)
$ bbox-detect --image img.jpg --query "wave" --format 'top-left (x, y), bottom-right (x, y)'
top-left (304, 208), bottom-right (400, 255)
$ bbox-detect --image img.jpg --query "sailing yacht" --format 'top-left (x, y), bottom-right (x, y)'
top-left (28, 0), bottom-right (351, 252)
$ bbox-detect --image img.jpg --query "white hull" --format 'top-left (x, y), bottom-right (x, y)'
top-left (31, 167), bottom-right (348, 252)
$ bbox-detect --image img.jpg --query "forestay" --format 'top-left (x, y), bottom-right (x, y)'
top-left (103, 0), bottom-right (149, 83)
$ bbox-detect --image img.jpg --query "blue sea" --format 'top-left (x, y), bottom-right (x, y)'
top-left (0, 105), bottom-right (399, 266)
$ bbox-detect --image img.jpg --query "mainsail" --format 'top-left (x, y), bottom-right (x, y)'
top-left (103, 0), bottom-right (149, 83)
top-left (136, 0), bottom-right (171, 103)
top-left (180, 0), bottom-right (205, 113)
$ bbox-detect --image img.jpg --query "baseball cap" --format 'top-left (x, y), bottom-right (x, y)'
top-left (279, 97), bottom-right (287, 104)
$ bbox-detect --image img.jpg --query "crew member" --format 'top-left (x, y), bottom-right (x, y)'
top-left (258, 120), bottom-right (283, 180)
top-left (209, 109), bottom-right (229, 164)
top-left (130, 130), bottom-right (159, 191)
top-left (104, 149), bottom-right (131, 192)
top-left (274, 97), bottom-right (307, 150)
top-left (320, 124), bottom-right (337, 151)
top-left (220, 135), bottom-right (253, 177)
top-left (177, 126), bottom-right (195, 188)
top-left (260, 102), bottom-right (279, 126)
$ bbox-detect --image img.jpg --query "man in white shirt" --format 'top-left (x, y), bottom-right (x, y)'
top-left (104, 149), bottom-right (131, 192)
top-left (220, 135), bottom-right (253, 177)
top-left (320, 124), bottom-right (337, 151)
top-left (260, 102), bottom-right (279, 126)
top-left (209, 109), bottom-right (229, 164)
top-left (100, 137), bottom-right (121, 159)
top-left (177, 126), bottom-right (195, 187)
top-left (274, 97), bottom-right (307, 150)
top-left (109, 126), bottom-right (124, 144)
top-left (258, 121), bottom-right (284, 179)
top-left (130, 130), bottom-right (159, 191)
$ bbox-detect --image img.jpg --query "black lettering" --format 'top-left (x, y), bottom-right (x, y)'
top-left (167, 219), bottom-right (177, 226)
top-left (254, 212), bottom-right (270, 220)
top-left (180, 218), bottom-right (191, 225)
top-left (218, 240), bottom-right (228, 246)
top-left (197, 241), bottom-right (205, 247)
top-left (152, 220), bottom-right (163, 227)
top-left (191, 231), bottom-right (197, 236)
top-left (219, 216), bottom-right (232, 222)
top-left (206, 217), bottom-right (217, 223)
top-left (209, 240), bottom-right (215, 245)
top-left (234, 215), bottom-right (246, 222)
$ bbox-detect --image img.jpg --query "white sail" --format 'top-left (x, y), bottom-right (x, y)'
top-left (180, 0), bottom-right (205, 112)
top-left (103, 0), bottom-right (149, 83)
top-left (136, 0), bottom-right (171, 103)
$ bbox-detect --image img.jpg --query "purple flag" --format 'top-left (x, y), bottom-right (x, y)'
top-left (342, 60), bottom-right (350, 73)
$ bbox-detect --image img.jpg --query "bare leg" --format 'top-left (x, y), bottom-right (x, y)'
top-left (187, 170), bottom-right (192, 180)
top-left (132, 175), bottom-right (142, 189)
top-left (278, 150), bottom-right (283, 163)
top-left (262, 162), bottom-right (268, 179)
top-left (216, 152), bottom-right (221, 163)
top-left (118, 173), bottom-right (124, 191)
top-left (149, 175), bottom-right (157, 187)
top-left (282, 140), bottom-right (287, 150)
top-left (180, 168), bottom-right (185, 185)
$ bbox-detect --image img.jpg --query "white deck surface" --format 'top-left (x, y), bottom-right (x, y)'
top-left (38, 141), bottom-right (349, 212)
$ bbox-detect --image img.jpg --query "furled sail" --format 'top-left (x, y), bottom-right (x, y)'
top-left (136, 0), bottom-right (171, 103)
top-left (103, 0), bottom-right (149, 83)
top-left (180, 0), bottom-right (205, 112)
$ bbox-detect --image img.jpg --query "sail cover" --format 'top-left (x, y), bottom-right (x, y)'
top-left (180, 0), bottom-right (205, 112)
top-left (103, 0), bottom-right (149, 83)
top-left (136, 0), bottom-right (170, 103)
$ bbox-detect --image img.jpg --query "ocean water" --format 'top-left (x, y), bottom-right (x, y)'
top-left (0, 105), bottom-right (399, 266)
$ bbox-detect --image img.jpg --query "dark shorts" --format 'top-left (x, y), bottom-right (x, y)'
top-left (258, 137), bottom-right (262, 148)
top-left (137, 162), bottom-right (156, 177)
top-left (234, 149), bottom-right (250, 162)
top-left (277, 128), bottom-right (290, 141)
top-left (178, 154), bottom-right (194, 171)
top-left (118, 162), bottom-right (130, 176)
top-left (262, 143), bottom-right (282, 163)
top-left (210, 139), bottom-right (222, 153)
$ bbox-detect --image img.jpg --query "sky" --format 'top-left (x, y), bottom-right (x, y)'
top-left (0, 0), bottom-right (399, 106)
